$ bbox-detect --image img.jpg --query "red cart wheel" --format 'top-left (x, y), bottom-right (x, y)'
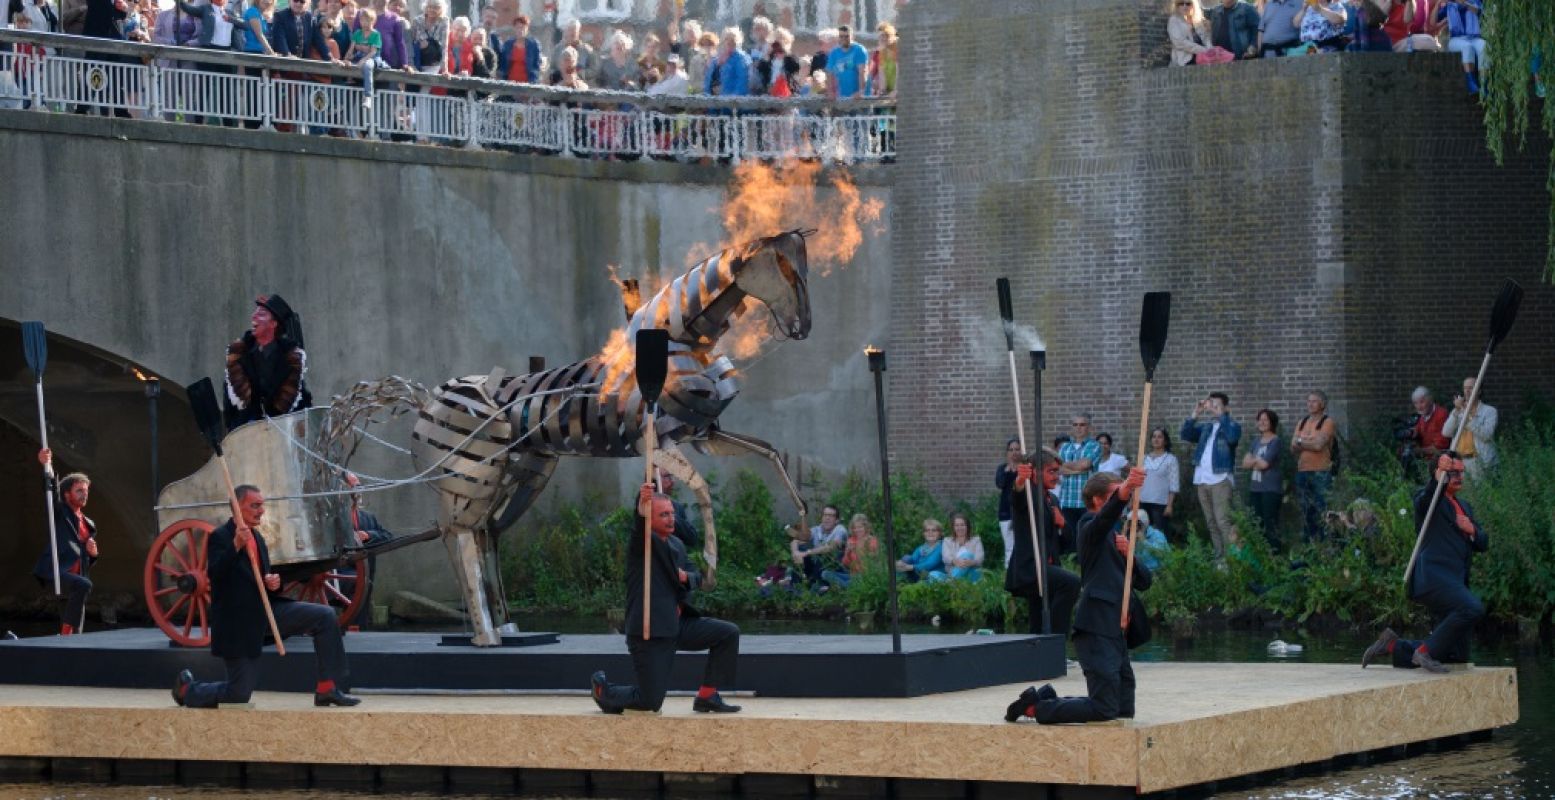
top-left (144, 519), bottom-right (215, 647)
top-left (280, 559), bottom-right (370, 630)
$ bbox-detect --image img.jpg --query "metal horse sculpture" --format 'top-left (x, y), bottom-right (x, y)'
top-left (411, 231), bottom-right (813, 645)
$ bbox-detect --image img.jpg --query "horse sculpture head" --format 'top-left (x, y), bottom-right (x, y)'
top-left (728, 230), bottom-right (812, 343)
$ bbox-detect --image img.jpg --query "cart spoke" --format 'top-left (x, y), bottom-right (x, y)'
top-left (197, 599), bottom-right (207, 635)
top-left (166, 593), bottom-right (190, 620)
top-left (155, 562), bottom-right (183, 577)
top-left (325, 582), bottom-right (352, 605)
top-left (153, 586), bottom-right (180, 598)
top-left (167, 538), bottom-right (193, 572)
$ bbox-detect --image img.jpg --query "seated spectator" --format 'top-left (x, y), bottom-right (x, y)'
top-left (1296, 0), bottom-right (1346, 52)
top-left (940, 514), bottom-right (985, 582)
top-left (1436, 0), bottom-right (1486, 95)
top-left (1095, 432), bottom-right (1129, 476)
top-left (1168, 0), bottom-right (1214, 66)
top-left (896, 519), bottom-right (946, 583)
top-left (1129, 509), bottom-right (1171, 572)
top-left (1207, 0), bottom-right (1260, 60)
top-left (1383, 0), bottom-right (1442, 53)
top-left (824, 513), bottom-right (881, 589)
top-left (347, 8), bottom-right (387, 112)
top-left (1343, 0), bottom-right (1391, 51)
top-left (790, 505), bottom-right (847, 587)
top-left (549, 45), bottom-right (588, 89)
top-left (1256, 0), bottom-right (1302, 56)
top-left (646, 53), bottom-right (689, 95)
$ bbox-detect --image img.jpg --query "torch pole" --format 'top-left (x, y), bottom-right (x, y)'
top-left (867, 347), bottom-right (902, 654)
top-left (146, 377), bottom-right (160, 527)
top-left (1030, 350), bottom-right (1050, 634)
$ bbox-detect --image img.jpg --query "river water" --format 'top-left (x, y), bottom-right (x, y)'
top-left (0, 616), bottom-right (1549, 799)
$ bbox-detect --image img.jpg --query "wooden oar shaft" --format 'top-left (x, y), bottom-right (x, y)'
top-left (1120, 380), bottom-right (1153, 630)
top-left (1005, 350), bottom-right (1047, 602)
top-left (216, 455), bottom-right (285, 657)
top-left (1403, 351), bottom-right (1492, 588)
top-left (642, 406), bottom-right (656, 641)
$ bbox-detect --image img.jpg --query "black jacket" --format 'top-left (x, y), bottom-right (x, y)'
top-left (352, 507), bottom-right (393, 547)
top-left (33, 498), bottom-right (96, 580)
top-left (1409, 479), bottom-right (1487, 599)
top-left (270, 7), bottom-right (325, 59)
top-left (223, 332), bottom-right (311, 431)
top-left (625, 513), bottom-right (702, 640)
top-left (1073, 496), bottom-right (1153, 638)
top-left (208, 518), bottom-right (293, 659)
top-left (1004, 485), bottom-right (1063, 594)
top-left (81, 0), bottom-right (125, 39)
top-left (671, 499), bottom-right (701, 552)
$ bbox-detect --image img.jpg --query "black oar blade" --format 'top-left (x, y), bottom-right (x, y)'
top-left (634, 329), bottom-right (671, 405)
top-left (1486, 279), bottom-right (1524, 354)
top-left (995, 278), bottom-right (1015, 350)
top-left (185, 378), bottom-right (227, 456)
top-left (21, 321), bottom-right (47, 379)
top-left (1139, 292), bottom-right (1171, 379)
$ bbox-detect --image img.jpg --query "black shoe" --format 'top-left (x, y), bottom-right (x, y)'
top-left (1004, 686), bottom-right (1038, 722)
top-left (1412, 648), bottom-right (1449, 674)
top-left (314, 688), bottom-right (362, 707)
top-left (591, 671), bottom-right (623, 714)
top-left (172, 669), bottom-right (193, 707)
top-left (1361, 627), bottom-right (1398, 669)
top-left (692, 693), bottom-right (741, 713)
top-left (1036, 684), bottom-right (1057, 704)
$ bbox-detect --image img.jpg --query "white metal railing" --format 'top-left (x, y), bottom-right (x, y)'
top-left (0, 30), bottom-right (896, 163)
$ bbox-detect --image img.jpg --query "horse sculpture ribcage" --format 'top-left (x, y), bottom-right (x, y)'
top-left (411, 231), bottom-right (813, 645)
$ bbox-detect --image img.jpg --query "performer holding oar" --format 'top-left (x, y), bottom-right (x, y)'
top-left (590, 330), bottom-right (741, 715)
top-left (173, 379), bottom-right (359, 708)
top-left (1006, 292), bottom-right (1168, 725)
top-left (1363, 280), bottom-right (1522, 674)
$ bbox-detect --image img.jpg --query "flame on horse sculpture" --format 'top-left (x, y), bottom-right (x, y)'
top-left (410, 231), bottom-right (814, 646)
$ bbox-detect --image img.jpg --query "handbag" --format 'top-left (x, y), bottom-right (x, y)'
top-left (1125, 592), bottom-right (1151, 649)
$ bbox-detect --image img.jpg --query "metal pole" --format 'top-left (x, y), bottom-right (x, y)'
top-left (1029, 349), bottom-right (1050, 635)
top-left (146, 377), bottom-right (160, 526)
top-left (866, 347), bottom-right (901, 654)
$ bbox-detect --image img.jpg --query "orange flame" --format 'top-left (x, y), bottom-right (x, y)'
top-left (131, 367), bottom-right (152, 382)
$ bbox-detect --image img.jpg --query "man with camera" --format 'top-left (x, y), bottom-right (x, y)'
top-left (1397, 386), bottom-right (1450, 474)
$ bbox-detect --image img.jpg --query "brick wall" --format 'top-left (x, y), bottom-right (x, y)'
top-left (891, 0), bottom-right (1555, 500)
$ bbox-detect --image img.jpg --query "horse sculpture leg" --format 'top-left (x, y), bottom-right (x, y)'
top-left (444, 525), bottom-right (503, 646)
top-left (699, 429), bottom-right (810, 528)
top-left (652, 444), bottom-right (720, 588)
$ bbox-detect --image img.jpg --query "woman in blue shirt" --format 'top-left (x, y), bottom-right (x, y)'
top-left (242, 0), bottom-right (275, 55)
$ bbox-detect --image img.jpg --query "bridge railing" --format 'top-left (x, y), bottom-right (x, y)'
top-left (0, 30), bottom-right (896, 163)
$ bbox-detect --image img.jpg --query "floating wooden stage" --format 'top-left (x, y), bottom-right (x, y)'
top-left (0, 663), bottom-right (1518, 796)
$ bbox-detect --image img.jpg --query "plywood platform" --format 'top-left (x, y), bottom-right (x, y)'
top-left (0, 663), bottom-right (1517, 794)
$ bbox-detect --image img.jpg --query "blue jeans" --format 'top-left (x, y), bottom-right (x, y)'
top-left (949, 566), bottom-right (981, 581)
top-left (1294, 471), bottom-right (1331, 543)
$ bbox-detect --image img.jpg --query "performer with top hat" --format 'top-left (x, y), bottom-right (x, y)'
top-left (224, 294), bottom-right (311, 431)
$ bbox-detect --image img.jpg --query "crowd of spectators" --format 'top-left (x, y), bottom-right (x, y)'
top-left (1168, 0), bottom-right (1498, 96)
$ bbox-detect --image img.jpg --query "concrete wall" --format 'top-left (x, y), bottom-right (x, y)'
top-left (0, 110), bottom-right (893, 606)
top-left (890, 0), bottom-right (1555, 500)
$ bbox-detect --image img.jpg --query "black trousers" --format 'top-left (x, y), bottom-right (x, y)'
top-left (1059, 508), bottom-right (1088, 555)
top-left (1249, 490), bottom-right (1283, 550)
top-left (1035, 631), bottom-right (1134, 724)
top-left (1393, 582), bottom-right (1484, 668)
top-left (40, 572), bottom-right (92, 630)
top-left (1010, 566), bottom-right (1079, 638)
top-left (1139, 502), bottom-right (1173, 544)
top-left (602, 616), bottom-right (739, 712)
top-left (184, 601), bottom-right (349, 708)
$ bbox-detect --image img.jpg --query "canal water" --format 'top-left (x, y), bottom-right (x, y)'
top-left (0, 616), bottom-right (1549, 799)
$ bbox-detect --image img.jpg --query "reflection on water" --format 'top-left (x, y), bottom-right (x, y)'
top-left (1, 617), bottom-right (1550, 799)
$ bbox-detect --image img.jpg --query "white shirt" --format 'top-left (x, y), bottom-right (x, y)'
top-left (646, 70), bottom-right (689, 95)
top-left (1193, 421), bottom-right (1230, 486)
top-left (1140, 452), bottom-right (1180, 505)
top-left (1096, 452), bottom-right (1129, 476)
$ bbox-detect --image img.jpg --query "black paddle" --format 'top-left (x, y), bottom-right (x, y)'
top-left (1402, 279), bottom-right (1523, 588)
top-left (22, 322), bottom-right (60, 596)
top-left (634, 329), bottom-right (670, 641)
top-left (187, 378), bottom-right (286, 655)
top-left (1121, 292), bottom-right (1171, 630)
top-left (995, 278), bottom-right (1049, 632)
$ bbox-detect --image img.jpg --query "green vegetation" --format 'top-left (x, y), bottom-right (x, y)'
top-left (500, 415), bottom-right (1555, 635)
top-left (1483, 4), bottom-right (1555, 278)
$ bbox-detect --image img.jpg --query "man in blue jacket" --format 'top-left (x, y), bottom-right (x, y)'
top-left (1362, 453), bottom-right (1487, 674)
top-left (1207, 0), bottom-right (1260, 60)
top-left (1181, 392), bottom-right (1241, 560)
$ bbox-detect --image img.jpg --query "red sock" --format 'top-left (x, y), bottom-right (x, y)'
top-left (316, 680), bottom-right (335, 694)
top-left (1025, 705), bottom-right (1036, 718)
top-left (1416, 645), bottom-right (1429, 656)
top-left (59, 624), bottom-right (74, 636)
top-left (1386, 640), bottom-right (1396, 654)
top-left (696, 685), bottom-right (716, 699)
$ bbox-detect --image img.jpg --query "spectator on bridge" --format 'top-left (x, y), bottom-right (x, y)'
top-left (756, 37), bottom-right (798, 96)
top-left (745, 14), bottom-right (771, 63)
top-left (408, 0), bottom-right (446, 74)
top-left (550, 19), bottom-right (593, 80)
top-left (646, 53), bottom-right (689, 95)
top-left (942, 515), bottom-right (985, 582)
top-left (371, 0), bottom-right (408, 71)
top-left (637, 32), bottom-right (667, 87)
top-left (1207, 0), bottom-right (1260, 60)
top-left (33, 449), bottom-right (97, 637)
top-left (596, 30), bottom-right (637, 91)
top-left (60, 0), bottom-right (81, 34)
top-left (1291, 390), bottom-right (1338, 543)
top-left (1139, 427), bottom-right (1180, 544)
top-left (1057, 413), bottom-right (1102, 554)
top-left (224, 294), bottom-right (312, 430)
top-left (668, 15), bottom-right (700, 59)
top-left (241, 0), bottom-right (276, 56)
top-left (1095, 433), bottom-right (1128, 477)
top-left (1383, 0), bottom-right (1443, 53)
top-left (498, 14), bottom-right (539, 83)
top-left (1168, 0), bottom-right (1213, 66)
top-left (122, 0), bottom-right (153, 42)
top-left (1256, 0), bottom-right (1301, 56)
top-left (347, 7), bottom-right (387, 111)
top-left (1436, 0), bottom-right (1486, 95)
top-left (686, 30), bottom-right (717, 92)
top-left (322, 0), bottom-right (351, 62)
top-left (316, 11), bottom-right (343, 61)
top-left (896, 519), bottom-right (946, 583)
top-left (1242, 408), bottom-right (1284, 549)
top-left (828, 24), bottom-right (868, 98)
top-left (467, 27), bottom-right (495, 80)
top-left (443, 16), bottom-right (469, 75)
top-left (1296, 0), bottom-right (1346, 52)
top-left (1443, 376), bottom-right (1497, 480)
top-left (1342, 0), bottom-right (1391, 52)
top-left (867, 21), bottom-right (897, 97)
top-left (810, 27), bottom-right (836, 73)
top-left (4, 12), bottom-right (45, 109)
top-left (23, 0), bottom-right (61, 43)
top-left (269, 0), bottom-right (319, 59)
top-left (706, 27), bottom-right (749, 96)
top-left (1182, 392), bottom-right (1241, 560)
top-left (549, 45), bottom-right (587, 89)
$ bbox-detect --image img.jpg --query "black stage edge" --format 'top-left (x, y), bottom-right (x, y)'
top-left (0, 630), bottom-right (1065, 698)
top-left (437, 633), bottom-right (560, 648)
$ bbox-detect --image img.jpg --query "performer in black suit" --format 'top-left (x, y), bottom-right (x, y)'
top-left (657, 472), bottom-right (701, 552)
top-left (1362, 452), bottom-right (1487, 673)
top-left (344, 471), bottom-right (392, 628)
top-left (31, 449), bottom-right (97, 636)
top-left (1006, 468), bottom-right (1151, 724)
top-left (591, 484), bottom-right (740, 714)
top-left (1005, 449), bottom-right (1080, 638)
top-left (172, 485), bottom-right (359, 708)
top-left (223, 294), bottom-right (312, 431)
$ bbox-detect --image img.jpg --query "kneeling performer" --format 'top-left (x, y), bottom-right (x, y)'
top-left (592, 483), bottom-right (741, 714)
top-left (172, 485), bottom-right (359, 708)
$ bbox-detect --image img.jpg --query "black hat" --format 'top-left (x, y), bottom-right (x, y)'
top-left (255, 294), bottom-right (305, 348)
